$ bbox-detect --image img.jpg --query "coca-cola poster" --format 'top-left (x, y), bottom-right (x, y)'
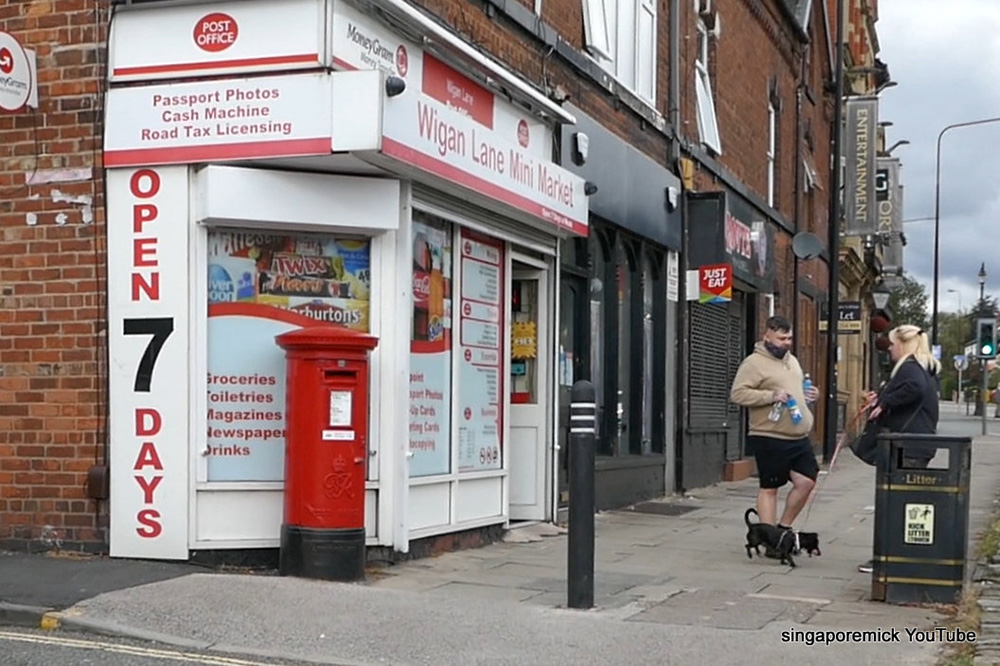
top-left (409, 217), bottom-right (453, 477)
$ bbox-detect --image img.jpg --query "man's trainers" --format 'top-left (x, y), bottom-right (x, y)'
top-left (857, 559), bottom-right (874, 574)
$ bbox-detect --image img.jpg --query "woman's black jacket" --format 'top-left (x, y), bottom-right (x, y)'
top-left (878, 356), bottom-right (939, 434)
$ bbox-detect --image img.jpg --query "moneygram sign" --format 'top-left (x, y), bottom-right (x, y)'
top-left (0, 31), bottom-right (32, 112)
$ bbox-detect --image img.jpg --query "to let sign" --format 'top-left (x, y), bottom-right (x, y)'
top-left (699, 264), bottom-right (732, 303)
top-left (819, 301), bottom-right (862, 335)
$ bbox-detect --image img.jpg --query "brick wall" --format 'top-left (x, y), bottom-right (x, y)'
top-left (415, 0), bottom-right (673, 168)
top-left (0, 0), bottom-right (108, 552)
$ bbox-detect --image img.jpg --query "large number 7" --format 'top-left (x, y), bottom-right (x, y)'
top-left (123, 318), bottom-right (174, 393)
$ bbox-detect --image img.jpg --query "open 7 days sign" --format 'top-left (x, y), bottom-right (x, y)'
top-left (0, 31), bottom-right (32, 112)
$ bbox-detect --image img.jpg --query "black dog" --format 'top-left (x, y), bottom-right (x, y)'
top-left (744, 508), bottom-right (821, 568)
top-left (795, 530), bottom-right (822, 558)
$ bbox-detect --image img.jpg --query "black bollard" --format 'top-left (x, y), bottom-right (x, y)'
top-left (567, 379), bottom-right (596, 610)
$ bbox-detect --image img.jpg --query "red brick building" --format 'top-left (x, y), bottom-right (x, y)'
top-left (680, 0), bottom-right (837, 484)
top-left (0, 0), bottom-right (848, 557)
top-left (1, 1), bottom-right (110, 551)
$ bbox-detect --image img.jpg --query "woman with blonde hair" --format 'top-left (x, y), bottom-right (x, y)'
top-left (857, 324), bottom-right (940, 574)
top-left (865, 324), bottom-right (940, 430)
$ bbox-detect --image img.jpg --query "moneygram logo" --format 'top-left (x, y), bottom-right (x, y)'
top-left (0, 32), bottom-right (31, 112)
top-left (194, 13), bottom-right (238, 53)
top-left (0, 47), bottom-right (13, 74)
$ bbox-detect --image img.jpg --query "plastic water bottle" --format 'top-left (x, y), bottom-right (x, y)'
top-left (768, 401), bottom-right (785, 422)
top-left (787, 397), bottom-right (803, 425)
top-left (803, 373), bottom-right (813, 403)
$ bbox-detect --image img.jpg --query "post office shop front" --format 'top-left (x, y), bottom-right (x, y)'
top-left (104, 0), bottom-right (589, 561)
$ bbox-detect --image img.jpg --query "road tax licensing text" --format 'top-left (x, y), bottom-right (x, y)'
top-left (781, 627), bottom-right (977, 646)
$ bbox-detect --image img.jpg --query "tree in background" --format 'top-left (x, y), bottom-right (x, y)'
top-left (970, 295), bottom-right (999, 321)
top-left (938, 312), bottom-right (971, 399)
top-left (887, 273), bottom-right (930, 332)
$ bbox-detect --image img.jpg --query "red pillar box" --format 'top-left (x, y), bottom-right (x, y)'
top-left (274, 326), bottom-right (378, 582)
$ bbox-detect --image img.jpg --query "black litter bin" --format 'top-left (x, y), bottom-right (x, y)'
top-left (871, 433), bottom-right (972, 605)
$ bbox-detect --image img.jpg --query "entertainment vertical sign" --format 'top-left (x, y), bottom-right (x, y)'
top-left (107, 167), bottom-right (190, 559)
top-left (844, 97), bottom-right (878, 236)
top-left (457, 230), bottom-right (504, 471)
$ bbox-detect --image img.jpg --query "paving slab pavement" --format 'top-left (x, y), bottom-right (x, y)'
top-left (2, 414), bottom-right (997, 665)
top-left (29, 433), bottom-right (997, 665)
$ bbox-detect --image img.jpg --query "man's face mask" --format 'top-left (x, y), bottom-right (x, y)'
top-left (764, 341), bottom-right (789, 359)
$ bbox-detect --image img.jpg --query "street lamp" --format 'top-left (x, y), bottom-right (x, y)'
top-left (947, 288), bottom-right (963, 314)
top-left (883, 139), bottom-right (910, 156)
top-left (980, 262), bottom-right (988, 304)
top-left (979, 262), bottom-right (988, 435)
top-left (932, 117), bottom-right (1000, 349)
top-left (872, 281), bottom-right (892, 311)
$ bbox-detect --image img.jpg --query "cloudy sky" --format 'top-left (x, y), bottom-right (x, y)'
top-left (877, 0), bottom-right (1000, 315)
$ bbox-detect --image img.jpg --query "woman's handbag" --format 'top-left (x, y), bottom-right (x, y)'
top-left (848, 416), bottom-right (883, 466)
top-left (848, 406), bottom-right (921, 466)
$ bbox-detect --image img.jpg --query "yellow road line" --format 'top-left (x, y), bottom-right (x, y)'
top-left (0, 629), bottom-right (283, 665)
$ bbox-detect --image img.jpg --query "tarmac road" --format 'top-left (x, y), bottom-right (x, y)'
top-left (0, 627), bottom-right (318, 666)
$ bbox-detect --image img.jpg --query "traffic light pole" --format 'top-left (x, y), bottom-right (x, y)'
top-left (983, 359), bottom-right (989, 437)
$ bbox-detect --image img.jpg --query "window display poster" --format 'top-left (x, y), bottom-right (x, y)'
top-left (206, 231), bottom-right (371, 482)
top-left (208, 231), bottom-right (371, 330)
top-left (457, 230), bottom-right (504, 471)
top-left (409, 219), bottom-right (453, 477)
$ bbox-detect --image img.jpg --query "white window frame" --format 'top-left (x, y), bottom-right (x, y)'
top-left (583, 0), bottom-right (657, 106)
top-left (767, 101), bottom-right (776, 206)
top-left (695, 21), bottom-right (722, 154)
top-left (583, 0), bottom-right (613, 60)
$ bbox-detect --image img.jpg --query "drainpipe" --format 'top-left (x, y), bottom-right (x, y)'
top-left (669, 0), bottom-right (681, 165)
top-left (792, 48), bottom-right (805, 355)
top-left (669, 0), bottom-right (686, 492)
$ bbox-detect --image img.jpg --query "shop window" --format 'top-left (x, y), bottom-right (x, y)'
top-left (615, 242), bottom-right (636, 454)
top-left (510, 278), bottom-right (539, 404)
top-left (410, 215), bottom-right (453, 477)
top-left (410, 213), bottom-right (505, 475)
top-left (590, 230), bottom-right (612, 453)
top-left (641, 252), bottom-right (655, 454)
top-left (205, 230), bottom-right (371, 482)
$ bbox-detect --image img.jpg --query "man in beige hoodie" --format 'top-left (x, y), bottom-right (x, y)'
top-left (731, 316), bottom-right (821, 531)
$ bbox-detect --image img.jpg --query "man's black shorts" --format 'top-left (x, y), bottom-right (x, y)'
top-left (748, 435), bottom-right (819, 489)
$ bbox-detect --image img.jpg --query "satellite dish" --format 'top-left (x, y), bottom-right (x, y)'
top-left (792, 232), bottom-right (823, 260)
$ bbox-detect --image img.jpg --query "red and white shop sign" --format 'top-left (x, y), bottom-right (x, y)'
top-left (329, 0), bottom-right (586, 236)
top-left (382, 86), bottom-right (587, 236)
top-left (108, 0), bottom-right (325, 82)
top-left (0, 31), bottom-right (32, 112)
top-left (104, 73), bottom-right (333, 167)
top-left (420, 55), bottom-right (494, 130)
top-left (330, 1), bottom-right (551, 159)
top-left (107, 167), bottom-right (190, 560)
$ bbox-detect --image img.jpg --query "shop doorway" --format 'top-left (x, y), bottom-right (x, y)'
top-left (509, 257), bottom-right (551, 521)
